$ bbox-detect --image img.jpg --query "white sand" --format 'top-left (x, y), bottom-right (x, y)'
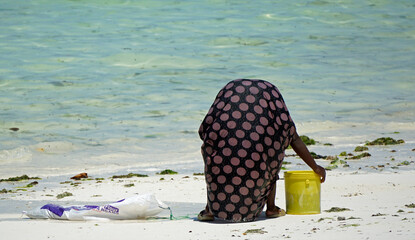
top-left (0, 170), bottom-right (414, 240)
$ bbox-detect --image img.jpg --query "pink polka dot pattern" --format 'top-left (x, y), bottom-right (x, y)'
top-left (199, 79), bottom-right (296, 222)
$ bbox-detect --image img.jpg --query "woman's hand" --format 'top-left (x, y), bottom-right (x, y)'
top-left (290, 132), bottom-right (327, 183)
top-left (313, 165), bottom-right (326, 183)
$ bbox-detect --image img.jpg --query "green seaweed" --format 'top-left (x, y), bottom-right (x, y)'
top-left (339, 151), bottom-right (347, 157)
top-left (300, 135), bottom-right (316, 145)
top-left (124, 183), bottom-right (135, 187)
top-left (405, 203), bottom-right (415, 208)
top-left (193, 173), bottom-right (204, 176)
top-left (22, 181), bottom-right (38, 188)
top-left (372, 213), bottom-right (387, 217)
top-left (111, 173), bottom-right (148, 179)
top-left (0, 175), bottom-right (41, 182)
top-left (324, 156), bottom-right (350, 170)
top-left (243, 228), bottom-right (268, 235)
top-left (1, 188), bottom-right (12, 194)
top-left (365, 137), bottom-right (404, 146)
top-left (311, 152), bottom-right (327, 159)
top-left (325, 156), bottom-right (339, 170)
top-left (325, 165), bottom-right (338, 170)
top-left (325, 207), bottom-right (351, 212)
top-left (56, 191), bottom-right (73, 199)
top-left (354, 146), bottom-right (368, 152)
top-left (157, 169), bottom-right (178, 175)
top-left (398, 161), bottom-right (411, 166)
top-left (349, 152), bottom-right (371, 160)
top-left (70, 182), bottom-right (82, 187)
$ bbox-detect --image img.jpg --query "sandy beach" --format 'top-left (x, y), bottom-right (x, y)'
top-left (1, 169), bottom-right (414, 240)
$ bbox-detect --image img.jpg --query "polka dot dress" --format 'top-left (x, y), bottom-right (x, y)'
top-left (199, 79), bottom-right (296, 222)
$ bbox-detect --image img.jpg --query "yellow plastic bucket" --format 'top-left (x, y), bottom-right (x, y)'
top-left (284, 170), bottom-right (321, 215)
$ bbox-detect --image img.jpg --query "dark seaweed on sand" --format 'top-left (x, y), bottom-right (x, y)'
top-left (405, 203), bottom-right (415, 208)
top-left (354, 146), bottom-right (369, 152)
top-left (0, 175), bottom-right (41, 182)
top-left (157, 169), bottom-right (178, 175)
top-left (1, 188), bottom-right (12, 194)
top-left (348, 152), bottom-right (371, 160)
top-left (111, 173), bottom-right (148, 179)
top-left (310, 152), bottom-right (327, 159)
top-left (300, 135), bottom-right (316, 145)
top-left (325, 207), bottom-right (351, 212)
top-left (365, 137), bottom-right (404, 146)
top-left (56, 191), bottom-right (73, 199)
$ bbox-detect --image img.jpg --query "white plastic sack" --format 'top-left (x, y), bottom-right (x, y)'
top-left (24, 193), bottom-right (169, 221)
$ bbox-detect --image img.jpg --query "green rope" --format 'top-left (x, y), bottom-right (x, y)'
top-left (167, 207), bottom-right (193, 220)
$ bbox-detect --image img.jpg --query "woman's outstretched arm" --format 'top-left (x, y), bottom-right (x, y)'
top-left (290, 132), bottom-right (326, 183)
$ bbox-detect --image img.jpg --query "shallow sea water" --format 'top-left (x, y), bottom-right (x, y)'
top-left (0, 0), bottom-right (414, 177)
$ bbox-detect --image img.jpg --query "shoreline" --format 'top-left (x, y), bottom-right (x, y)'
top-left (1, 119), bottom-right (414, 179)
top-left (1, 170), bottom-right (414, 239)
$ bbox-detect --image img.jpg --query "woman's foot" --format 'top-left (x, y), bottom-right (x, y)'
top-left (197, 209), bottom-right (214, 221)
top-left (266, 206), bottom-right (286, 218)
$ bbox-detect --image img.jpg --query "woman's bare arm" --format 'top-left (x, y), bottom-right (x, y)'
top-left (290, 132), bottom-right (326, 183)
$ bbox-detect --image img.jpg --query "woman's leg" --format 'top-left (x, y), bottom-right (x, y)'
top-left (266, 181), bottom-right (285, 217)
top-left (198, 203), bottom-right (214, 221)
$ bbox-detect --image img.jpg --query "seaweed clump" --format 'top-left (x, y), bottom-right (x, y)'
top-left (0, 175), bottom-right (41, 182)
top-left (354, 146), bottom-right (369, 152)
top-left (324, 156), bottom-right (349, 170)
top-left (157, 169), bottom-right (178, 175)
top-left (1, 188), bottom-right (12, 194)
top-left (111, 173), bottom-right (148, 179)
top-left (405, 203), bottom-right (415, 208)
top-left (398, 161), bottom-right (411, 166)
top-left (23, 181), bottom-right (39, 188)
top-left (325, 207), bottom-right (351, 212)
top-left (348, 152), bottom-right (371, 160)
top-left (311, 152), bottom-right (327, 159)
top-left (300, 135), bottom-right (316, 145)
top-left (243, 228), bottom-right (268, 235)
top-left (365, 137), bottom-right (404, 146)
top-left (56, 191), bottom-right (73, 199)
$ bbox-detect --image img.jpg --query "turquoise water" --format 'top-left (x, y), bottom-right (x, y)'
top-left (1, 0), bottom-right (414, 177)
